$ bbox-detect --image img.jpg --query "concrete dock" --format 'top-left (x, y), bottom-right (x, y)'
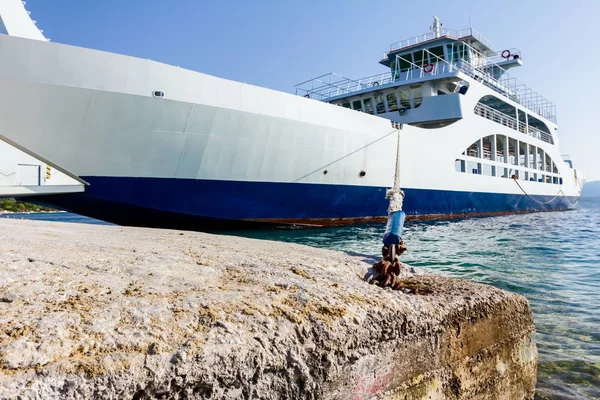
top-left (0, 219), bottom-right (537, 399)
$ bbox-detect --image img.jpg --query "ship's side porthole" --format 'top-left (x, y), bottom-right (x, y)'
top-left (323, 170), bottom-right (328, 175)
top-left (153, 90), bottom-right (165, 98)
top-left (359, 171), bottom-right (366, 178)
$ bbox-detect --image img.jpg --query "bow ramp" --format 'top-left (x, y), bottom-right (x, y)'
top-left (0, 136), bottom-right (85, 198)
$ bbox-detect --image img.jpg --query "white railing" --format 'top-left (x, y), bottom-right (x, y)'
top-left (296, 40), bottom-right (556, 124)
top-left (294, 72), bottom-right (395, 101)
top-left (486, 48), bottom-right (522, 64)
top-left (388, 27), bottom-right (493, 53)
top-left (474, 102), bottom-right (554, 144)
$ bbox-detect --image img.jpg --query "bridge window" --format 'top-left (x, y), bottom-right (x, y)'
top-left (374, 95), bottom-right (386, 114)
top-left (414, 51), bottom-right (424, 67)
top-left (398, 55), bottom-right (412, 71)
top-left (412, 87), bottom-right (423, 108)
top-left (342, 102), bottom-right (351, 109)
top-left (449, 43), bottom-right (469, 62)
top-left (352, 100), bottom-right (362, 111)
top-left (387, 93), bottom-right (399, 112)
top-left (399, 90), bottom-right (411, 109)
top-left (363, 98), bottom-right (374, 114)
top-left (428, 46), bottom-right (445, 63)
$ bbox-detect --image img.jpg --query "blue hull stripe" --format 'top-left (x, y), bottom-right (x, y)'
top-left (35, 176), bottom-right (577, 227)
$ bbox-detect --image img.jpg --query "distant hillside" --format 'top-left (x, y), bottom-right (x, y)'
top-left (582, 181), bottom-right (600, 197)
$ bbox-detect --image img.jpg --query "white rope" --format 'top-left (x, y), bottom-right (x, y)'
top-left (293, 128), bottom-right (398, 183)
top-left (512, 177), bottom-right (580, 207)
top-left (385, 124), bottom-right (404, 213)
top-left (386, 188), bottom-right (404, 213)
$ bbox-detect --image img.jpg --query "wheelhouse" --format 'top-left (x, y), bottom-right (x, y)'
top-left (295, 18), bottom-right (556, 128)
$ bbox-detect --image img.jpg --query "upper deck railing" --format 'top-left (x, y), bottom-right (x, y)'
top-left (294, 72), bottom-right (395, 101)
top-left (474, 102), bottom-right (554, 144)
top-left (295, 41), bottom-right (557, 124)
top-left (386, 27), bottom-right (493, 56)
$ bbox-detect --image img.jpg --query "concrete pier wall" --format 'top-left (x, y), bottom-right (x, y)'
top-left (0, 219), bottom-right (537, 399)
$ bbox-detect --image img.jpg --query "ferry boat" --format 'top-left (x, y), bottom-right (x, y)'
top-left (0, 2), bottom-right (584, 229)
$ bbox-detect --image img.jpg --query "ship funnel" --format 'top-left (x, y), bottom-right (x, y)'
top-left (0, 0), bottom-right (47, 41)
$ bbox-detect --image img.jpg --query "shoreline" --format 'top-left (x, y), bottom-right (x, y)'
top-left (0, 219), bottom-right (537, 399)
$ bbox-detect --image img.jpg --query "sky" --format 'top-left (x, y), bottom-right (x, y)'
top-left (26, 0), bottom-right (600, 181)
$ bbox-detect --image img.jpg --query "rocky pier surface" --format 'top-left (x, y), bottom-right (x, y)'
top-left (0, 219), bottom-right (537, 399)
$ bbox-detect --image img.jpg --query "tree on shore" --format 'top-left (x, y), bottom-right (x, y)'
top-left (0, 198), bottom-right (55, 212)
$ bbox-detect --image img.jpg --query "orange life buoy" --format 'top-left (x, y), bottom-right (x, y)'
top-left (423, 63), bottom-right (434, 73)
top-left (501, 49), bottom-right (511, 59)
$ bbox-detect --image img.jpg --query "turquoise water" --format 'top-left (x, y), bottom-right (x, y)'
top-left (4, 199), bottom-right (599, 399)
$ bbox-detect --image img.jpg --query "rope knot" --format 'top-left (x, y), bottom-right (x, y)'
top-left (386, 188), bottom-right (404, 213)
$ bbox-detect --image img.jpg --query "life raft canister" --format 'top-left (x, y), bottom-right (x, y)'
top-left (423, 63), bottom-right (434, 73)
top-left (501, 49), bottom-right (511, 59)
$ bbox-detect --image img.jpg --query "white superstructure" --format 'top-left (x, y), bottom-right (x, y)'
top-left (0, 4), bottom-right (583, 228)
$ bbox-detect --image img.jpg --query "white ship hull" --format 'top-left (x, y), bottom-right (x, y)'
top-left (0, 33), bottom-right (583, 228)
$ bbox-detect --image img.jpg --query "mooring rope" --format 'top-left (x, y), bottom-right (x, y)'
top-left (365, 123), bottom-right (413, 292)
top-left (293, 128), bottom-right (398, 183)
top-left (511, 176), bottom-right (580, 207)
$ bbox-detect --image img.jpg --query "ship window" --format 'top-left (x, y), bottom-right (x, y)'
top-left (455, 159), bottom-right (465, 172)
top-left (527, 114), bottom-right (551, 135)
top-left (413, 51), bottom-right (424, 67)
top-left (153, 90), bottom-right (165, 98)
top-left (428, 46), bottom-right (445, 63)
top-left (387, 93), bottom-right (399, 112)
top-left (412, 88), bottom-right (423, 108)
top-left (374, 95), bottom-right (386, 114)
top-left (352, 100), bottom-right (362, 111)
top-left (519, 141), bottom-right (528, 167)
top-left (467, 161), bottom-right (479, 174)
top-left (495, 136), bottom-right (505, 163)
top-left (398, 54), bottom-right (412, 71)
top-left (399, 90), bottom-right (410, 109)
top-left (342, 102), bottom-right (351, 109)
top-left (460, 137), bottom-right (562, 183)
top-left (482, 136), bottom-right (493, 160)
top-left (363, 98), bottom-right (374, 114)
top-left (450, 43), bottom-right (468, 62)
top-left (466, 142), bottom-right (478, 158)
top-left (508, 138), bottom-right (518, 165)
top-left (481, 164), bottom-right (493, 176)
top-left (479, 95), bottom-right (516, 118)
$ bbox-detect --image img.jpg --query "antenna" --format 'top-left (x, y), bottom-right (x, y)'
top-left (430, 15), bottom-right (442, 38)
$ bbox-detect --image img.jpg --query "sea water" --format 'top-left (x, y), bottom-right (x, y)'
top-left (4, 198), bottom-right (599, 399)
